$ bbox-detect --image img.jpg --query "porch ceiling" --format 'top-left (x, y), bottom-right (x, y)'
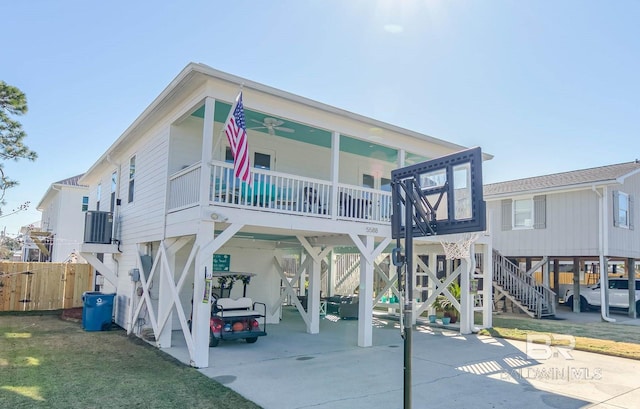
top-left (191, 102), bottom-right (406, 164)
top-left (214, 229), bottom-right (392, 252)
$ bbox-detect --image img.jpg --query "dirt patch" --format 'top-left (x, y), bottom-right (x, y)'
top-left (61, 307), bottom-right (83, 322)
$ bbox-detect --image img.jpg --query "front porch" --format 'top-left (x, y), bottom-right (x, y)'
top-left (167, 160), bottom-right (392, 225)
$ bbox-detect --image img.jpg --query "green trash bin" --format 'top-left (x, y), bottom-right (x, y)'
top-left (82, 292), bottom-right (115, 331)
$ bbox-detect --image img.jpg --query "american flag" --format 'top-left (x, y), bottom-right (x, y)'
top-left (224, 92), bottom-right (251, 185)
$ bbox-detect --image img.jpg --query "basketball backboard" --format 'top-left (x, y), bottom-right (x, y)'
top-left (391, 147), bottom-right (486, 238)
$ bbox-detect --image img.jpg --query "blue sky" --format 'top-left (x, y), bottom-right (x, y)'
top-left (2, 0), bottom-right (639, 235)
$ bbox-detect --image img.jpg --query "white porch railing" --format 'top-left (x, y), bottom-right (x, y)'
top-left (167, 161), bottom-right (392, 223)
top-left (493, 249), bottom-right (556, 318)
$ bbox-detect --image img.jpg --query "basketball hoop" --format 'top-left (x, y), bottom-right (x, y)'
top-left (439, 233), bottom-right (480, 260)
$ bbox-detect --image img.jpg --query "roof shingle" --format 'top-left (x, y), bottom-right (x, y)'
top-left (484, 161), bottom-right (640, 197)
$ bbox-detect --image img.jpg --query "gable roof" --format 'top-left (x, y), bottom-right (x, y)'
top-left (36, 174), bottom-right (88, 210)
top-left (81, 62), bottom-right (492, 183)
top-left (54, 174), bottom-right (86, 187)
top-left (484, 161), bottom-right (640, 198)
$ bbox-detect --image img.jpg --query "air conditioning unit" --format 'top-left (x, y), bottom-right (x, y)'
top-left (84, 211), bottom-right (113, 244)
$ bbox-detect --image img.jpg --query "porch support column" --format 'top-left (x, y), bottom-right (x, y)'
top-left (200, 97), bottom-right (215, 207)
top-left (297, 236), bottom-right (332, 334)
top-left (191, 224), bottom-right (215, 368)
top-left (427, 250), bottom-right (438, 315)
top-left (358, 235), bottom-right (374, 346)
top-left (482, 241), bottom-right (493, 328)
top-left (628, 258), bottom-right (636, 318)
top-left (572, 257), bottom-right (581, 313)
top-left (553, 259), bottom-right (560, 303)
top-left (460, 256), bottom-right (472, 335)
top-left (190, 97), bottom-right (217, 368)
top-left (327, 250), bottom-right (335, 297)
top-left (350, 234), bottom-right (391, 347)
top-left (543, 258), bottom-right (550, 288)
top-left (330, 131), bottom-right (340, 218)
top-left (308, 249), bottom-right (321, 334)
top-left (157, 241), bottom-right (176, 348)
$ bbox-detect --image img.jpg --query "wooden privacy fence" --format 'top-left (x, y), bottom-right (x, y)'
top-left (0, 262), bottom-right (93, 311)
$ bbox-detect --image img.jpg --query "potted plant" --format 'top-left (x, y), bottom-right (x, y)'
top-left (433, 294), bottom-right (452, 325)
top-left (433, 281), bottom-right (461, 325)
top-left (444, 282), bottom-right (461, 324)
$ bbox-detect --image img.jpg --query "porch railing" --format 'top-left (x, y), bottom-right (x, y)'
top-left (168, 161), bottom-right (392, 223)
top-left (493, 249), bottom-right (556, 318)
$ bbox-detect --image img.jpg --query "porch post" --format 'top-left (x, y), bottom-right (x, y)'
top-left (327, 250), bottom-right (335, 297)
top-left (553, 259), bottom-right (560, 298)
top-left (330, 131), bottom-right (340, 218)
top-left (156, 245), bottom-right (175, 347)
top-left (572, 257), bottom-right (581, 313)
top-left (460, 254), bottom-right (472, 335)
top-left (358, 235), bottom-right (374, 347)
top-left (427, 250), bottom-right (438, 316)
top-left (543, 258), bottom-right (550, 288)
top-left (482, 241), bottom-right (493, 328)
top-left (190, 96), bottom-right (216, 368)
top-left (308, 248), bottom-right (321, 334)
top-left (628, 258), bottom-right (636, 318)
top-left (190, 224), bottom-right (215, 368)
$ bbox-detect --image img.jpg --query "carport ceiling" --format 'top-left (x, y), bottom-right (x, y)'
top-left (191, 102), bottom-right (412, 164)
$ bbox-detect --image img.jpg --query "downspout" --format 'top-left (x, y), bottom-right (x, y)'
top-left (593, 185), bottom-right (615, 322)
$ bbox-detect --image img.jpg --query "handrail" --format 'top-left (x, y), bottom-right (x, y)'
top-left (493, 249), bottom-right (556, 318)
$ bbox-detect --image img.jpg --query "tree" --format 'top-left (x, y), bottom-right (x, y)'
top-left (0, 81), bottom-right (37, 207)
top-left (0, 235), bottom-right (21, 260)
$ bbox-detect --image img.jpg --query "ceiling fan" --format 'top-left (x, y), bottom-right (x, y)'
top-left (249, 117), bottom-right (294, 135)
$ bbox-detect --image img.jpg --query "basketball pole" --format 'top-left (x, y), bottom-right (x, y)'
top-left (403, 185), bottom-right (414, 409)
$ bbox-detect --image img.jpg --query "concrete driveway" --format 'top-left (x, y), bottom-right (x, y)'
top-left (164, 308), bottom-right (640, 409)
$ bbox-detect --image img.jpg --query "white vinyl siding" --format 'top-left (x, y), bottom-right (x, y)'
top-left (490, 191), bottom-right (598, 257)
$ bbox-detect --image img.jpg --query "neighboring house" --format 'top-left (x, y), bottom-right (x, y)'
top-left (78, 62), bottom-right (493, 368)
top-left (485, 161), bottom-right (640, 318)
top-left (34, 174), bottom-right (89, 263)
top-left (19, 221), bottom-right (41, 261)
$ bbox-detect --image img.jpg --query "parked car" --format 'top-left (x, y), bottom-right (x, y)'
top-left (564, 278), bottom-right (640, 311)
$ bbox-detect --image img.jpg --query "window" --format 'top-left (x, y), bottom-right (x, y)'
top-left (613, 191), bottom-right (633, 229)
top-left (502, 195), bottom-right (546, 231)
top-left (362, 174), bottom-right (374, 189)
top-left (81, 196), bottom-right (89, 212)
top-left (96, 184), bottom-right (101, 211)
top-left (128, 156), bottom-right (136, 203)
top-left (254, 152), bottom-right (270, 170)
top-left (110, 171), bottom-right (117, 211)
top-left (513, 198), bottom-right (533, 228)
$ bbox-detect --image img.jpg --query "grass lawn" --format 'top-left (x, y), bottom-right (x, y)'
top-left (480, 313), bottom-right (640, 361)
top-left (0, 313), bottom-right (261, 409)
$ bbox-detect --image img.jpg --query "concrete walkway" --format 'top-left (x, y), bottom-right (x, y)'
top-left (164, 308), bottom-right (640, 409)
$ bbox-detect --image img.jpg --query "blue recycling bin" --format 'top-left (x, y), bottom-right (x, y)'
top-left (82, 291), bottom-right (115, 331)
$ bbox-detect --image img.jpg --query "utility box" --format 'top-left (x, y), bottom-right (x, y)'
top-left (82, 292), bottom-right (116, 331)
top-left (84, 211), bottom-right (113, 244)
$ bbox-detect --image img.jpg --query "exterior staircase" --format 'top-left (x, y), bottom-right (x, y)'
top-left (334, 253), bottom-right (361, 295)
top-left (493, 249), bottom-right (556, 318)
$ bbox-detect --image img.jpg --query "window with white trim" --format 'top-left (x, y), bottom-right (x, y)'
top-left (613, 190), bottom-right (634, 229)
top-left (128, 156), bottom-right (136, 203)
top-left (501, 195), bottom-right (546, 231)
top-left (513, 198), bottom-right (534, 229)
top-left (110, 171), bottom-right (117, 211)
